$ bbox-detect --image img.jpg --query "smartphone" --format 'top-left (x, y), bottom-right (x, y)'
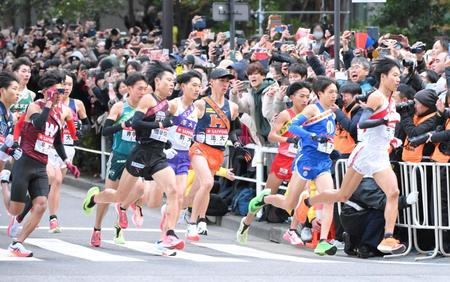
top-left (254, 52), bottom-right (269, 61)
top-left (335, 71), bottom-right (348, 81)
top-left (269, 15), bottom-right (282, 29)
top-left (193, 37), bottom-right (202, 46)
top-left (274, 26), bottom-right (285, 33)
top-left (207, 32), bottom-right (215, 40)
top-left (242, 80), bottom-right (251, 89)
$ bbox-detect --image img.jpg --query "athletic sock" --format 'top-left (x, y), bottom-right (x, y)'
top-left (114, 225), bottom-right (121, 236)
top-left (87, 195), bottom-right (96, 208)
top-left (319, 239), bottom-right (327, 243)
top-left (261, 195), bottom-right (267, 204)
top-left (94, 227), bottom-right (101, 232)
top-left (120, 206), bottom-right (126, 211)
top-left (49, 215), bottom-right (57, 221)
top-left (384, 232), bottom-right (393, 239)
top-left (166, 229), bottom-right (178, 238)
top-left (304, 198), bottom-right (312, 208)
top-left (197, 217), bottom-right (207, 224)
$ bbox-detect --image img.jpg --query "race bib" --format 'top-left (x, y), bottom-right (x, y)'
top-left (150, 128), bottom-right (168, 142)
top-left (122, 127), bottom-right (136, 142)
top-left (175, 126), bottom-right (194, 148)
top-left (35, 133), bottom-right (54, 155)
top-left (63, 128), bottom-right (74, 145)
top-left (205, 128), bottom-right (228, 146)
top-left (386, 125), bottom-right (395, 141)
top-left (317, 141), bottom-right (334, 154)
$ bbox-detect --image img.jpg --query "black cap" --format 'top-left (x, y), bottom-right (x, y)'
top-left (415, 89), bottom-right (438, 110)
top-left (209, 68), bottom-right (234, 80)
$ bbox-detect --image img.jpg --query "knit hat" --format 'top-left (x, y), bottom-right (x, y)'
top-left (414, 89), bottom-right (438, 110)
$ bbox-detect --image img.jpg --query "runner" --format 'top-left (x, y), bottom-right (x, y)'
top-left (0, 72), bottom-right (21, 213)
top-left (245, 76), bottom-right (339, 256)
top-left (11, 58), bottom-right (36, 119)
top-left (236, 81), bottom-right (311, 245)
top-left (186, 68), bottom-right (239, 241)
top-left (46, 70), bottom-right (89, 233)
top-left (4, 70), bottom-right (80, 257)
top-left (302, 57), bottom-right (405, 254)
top-left (87, 73), bottom-right (148, 247)
top-left (159, 70), bottom-right (202, 235)
top-left (82, 62), bottom-right (185, 250)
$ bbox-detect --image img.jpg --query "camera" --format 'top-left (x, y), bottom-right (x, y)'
top-left (354, 94), bottom-right (368, 103)
top-left (403, 59), bottom-right (416, 71)
top-left (410, 42), bottom-right (426, 54)
top-left (396, 100), bottom-right (415, 112)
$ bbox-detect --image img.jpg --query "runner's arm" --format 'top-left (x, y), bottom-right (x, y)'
top-left (131, 95), bottom-right (171, 130)
top-left (288, 106), bottom-right (314, 139)
top-left (29, 107), bottom-right (50, 130)
top-left (358, 108), bottom-right (387, 129)
top-left (101, 103), bottom-right (124, 136)
top-left (53, 128), bottom-right (68, 161)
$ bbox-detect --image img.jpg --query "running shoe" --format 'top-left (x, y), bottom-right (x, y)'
top-left (113, 225), bottom-right (126, 244)
top-left (82, 186), bottom-right (100, 216)
top-left (197, 221), bottom-right (208, 236)
top-left (114, 203), bottom-right (128, 229)
top-left (90, 230), bottom-right (101, 247)
top-left (314, 240), bottom-right (337, 256)
top-left (48, 218), bottom-right (61, 234)
top-left (377, 237), bottom-right (406, 254)
top-left (154, 241), bottom-right (177, 256)
top-left (9, 242), bottom-right (33, 257)
top-left (248, 189), bottom-right (271, 214)
top-left (177, 208), bottom-right (190, 225)
top-left (7, 216), bottom-right (21, 238)
top-left (162, 235), bottom-right (185, 250)
top-left (283, 229), bottom-right (304, 246)
top-left (159, 204), bottom-right (167, 231)
top-left (130, 203), bottom-right (144, 228)
top-left (236, 217), bottom-right (249, 245)
top-left (295, 195), bottom-right (310, 224)
top-left (0, 169), bottom-right (11, 182)
top-left (300, 226), bottom-right (313, 242)
top-left (330, 239), bottom-right (345, 250)
top-left (186, 224), bottom-right (200, 241)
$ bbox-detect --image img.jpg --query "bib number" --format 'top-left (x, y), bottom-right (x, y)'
top-left (317, 141), bottom-right (334, 154)
top-left (150, 128), bottom-right (168, 142)
top-left (176, 126), bottom-right (194, 148)
top-left (35, 133), bottom-right (54, 155)
top-left (122, 127), bottom-right (136, 142)
top-left (63, 129), bottom-right (74, 145)
top-left (205, 128), bottom-right (228, 146)
top-left (288, 143), bottom-right (299, 155)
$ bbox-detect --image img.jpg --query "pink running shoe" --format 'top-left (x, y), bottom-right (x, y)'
top-left (7, 216), bottom-right (21, 238)
top-left (282, 229), bottom-right (304, 246)
top-left (162, 235), bottom-right (185, 250)
top-left (115, 203), bottom-right (128, 229)
top-left (131, 204), bottom-right (144, 228)
top-left (160, 204), bottom-right (167, 231)
top-left (90, 230), bottom-right (101, 247)
top-left (49, 218), bottom-right (61, 233)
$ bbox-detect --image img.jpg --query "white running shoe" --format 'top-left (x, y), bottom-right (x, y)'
top-left (300, 226), bottom-right (313, 242)
top-left (197, 221), bottom-right (208, 236)
top-left (9, 241), bottom-right (33, 257)
top-left (330, 239), bottom-right (345, 250)
top-left (186, 224), bottom-right (200, 241)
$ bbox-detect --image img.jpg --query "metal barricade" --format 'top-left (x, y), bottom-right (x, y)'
top-left (436, 163), bottom-right (450, 257)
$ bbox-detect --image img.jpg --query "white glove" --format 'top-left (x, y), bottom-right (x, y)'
top-left (163, 148), bottom-right (178, 160)
top-left (12, 148), bottom-right (22, 160)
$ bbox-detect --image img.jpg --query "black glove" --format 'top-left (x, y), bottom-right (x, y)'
top-left (311, 134), bottom-right (329, 143)
top-left (409, 132), bottom-right (433, 147)
top-left (124, 118), bottom-right (133, 128)
top-left (75, 120), bottom-right (83, 131)
top-left (160, 115), bottom-right (174, 128)
top-left (234, 142), bottom-right (252, 163)
top-left (1, 142), bottom-right (22, 160)
top-left (286, 136), bottom-right (300, 144)
top-left (164, 140), bottom-right (172, 150)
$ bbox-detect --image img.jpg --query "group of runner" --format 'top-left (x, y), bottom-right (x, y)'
top-left (0, 55), bottom-right (406, 258)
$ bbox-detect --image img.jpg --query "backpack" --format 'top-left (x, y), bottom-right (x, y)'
top-left (231, 188), bottom-right (255, 216)
top-left (261, 205), bottom-right (290, 223)
top-left (206, 194), bottom-right (229, 216)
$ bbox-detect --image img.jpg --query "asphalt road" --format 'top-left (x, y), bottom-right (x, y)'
top-left (1, 183), bottom-right (450, 282)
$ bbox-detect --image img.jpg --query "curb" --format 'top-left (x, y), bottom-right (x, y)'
top-left (64, 176), bottom-right (290, 245)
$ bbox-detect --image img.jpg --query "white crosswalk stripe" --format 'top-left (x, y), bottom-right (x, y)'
top-left (104, 240), bottom-right (246, 262)
top-left (194, 243), bottom-right (343, 263)
top-left (26, 238), bottom-right (143, 262)
top-left (0, 248), bottom-right (41, 262)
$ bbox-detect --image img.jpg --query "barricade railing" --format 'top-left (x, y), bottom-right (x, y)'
top-left (74, 139), bottom-right (450, 259)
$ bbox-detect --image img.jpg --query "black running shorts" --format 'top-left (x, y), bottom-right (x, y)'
top-left (125, 144), bottom-right (169, 181)
top-left (10, 154), bottom-right (49, 203)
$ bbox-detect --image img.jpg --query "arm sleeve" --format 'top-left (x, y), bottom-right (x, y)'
top-left (430, 130), bottom-right (450, 143)
top-left (288, 114), bottom-right (311, 139)
top-left (342, 49), bottom-right (354, 70)
top-left (131, 111), bottom-right (161, 130)
top-left (13, 113), bottom-right (26, 142)
top-left (101, 119), bottom-right (123, 136)
top-left (80, 117), bottom-right (91, 134)
top-left (53, 129), bottom-right (67, 161)
top-left (229, 119), bottom-right (241, 144)
top-left (306, 55), bottom-right (326, 76)
top-left (66, 119), bottom-right (78, 140)
top-left (358, 108), bottom-right (386, 129)
top-left (30, 107), bottom-right (50, 130)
